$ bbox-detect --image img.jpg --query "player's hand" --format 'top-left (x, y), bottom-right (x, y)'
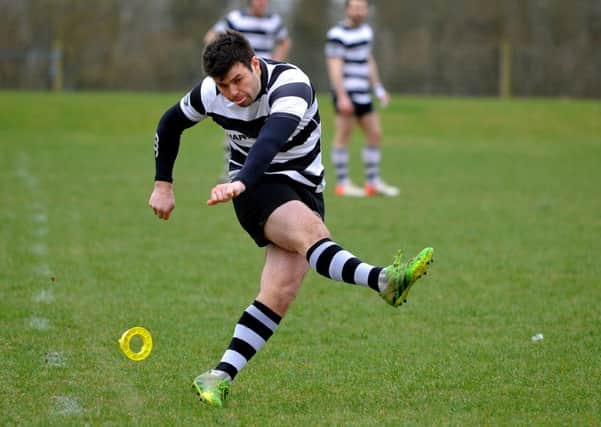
top-left (337, 94), bottom-right (354, 116)
top-left (149, 181), bottom-right (175, 220)
top-left (374, 84), bottom-right (390, 108)
top-left (378, 92), bottom-right (390, 108)
top-left (207, 180), bottom-right (246, 206)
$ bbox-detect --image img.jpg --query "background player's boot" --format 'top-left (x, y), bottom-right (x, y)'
top-left (379, 247), bottom-right (434, 307)
top-left (365, 180), bottom-right (400, 197)
top-left (335, 181), bottom-right (366, 197)
top-left (192, 370), bottom-right (232, 407)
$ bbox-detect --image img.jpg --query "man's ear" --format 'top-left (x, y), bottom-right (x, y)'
top-left (251, 55), bottom-right (260, 71)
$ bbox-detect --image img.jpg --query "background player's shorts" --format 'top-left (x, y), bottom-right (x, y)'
top-left (331, 93), bottom-right (374, 117)
top-left (233, 175), bottom-right (325, 247)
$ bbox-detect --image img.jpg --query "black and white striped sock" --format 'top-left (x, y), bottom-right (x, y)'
top-left (306, 238), bottom-right (384, 291)
top-left (332, 147), bottom-right (350, 184)
top-left (362, 145), bottom-right (381, 185)
top-left (215, 300), bottom-right (281, 380)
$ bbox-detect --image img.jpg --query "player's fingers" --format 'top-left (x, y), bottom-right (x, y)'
top-left (207, 189), bottom-right (219, 205)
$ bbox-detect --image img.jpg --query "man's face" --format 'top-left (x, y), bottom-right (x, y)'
top-left (249, 0), bottom-right (269, 17)
top-left (214, 56), bottom-right (262, 107)
top-left (346, 0), bottom-right (368, 26)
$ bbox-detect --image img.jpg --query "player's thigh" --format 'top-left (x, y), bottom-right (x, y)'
top-left (264, 200), bottom-right (330, 254)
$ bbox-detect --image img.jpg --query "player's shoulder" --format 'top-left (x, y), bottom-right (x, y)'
top-left (262, 11), bottom-right (281, 20)
top-left (199, 77), bottom-right (219, 105)
top-left (361, 22), bottom-right (374, 35)
top-left (227, 9), bottom-right (243, 19)
top-left (326, 21), bottom-right (347, 37)
top-left (264, 60), bottom-right (309, 89)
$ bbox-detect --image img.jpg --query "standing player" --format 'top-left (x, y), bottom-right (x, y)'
top-left (205, 0), bottom-right (292, 183)
top-left (204, 0), bottom-right (291, 61)
top-left (325, 0), bottom-right (399, 197)
top-left (149, 31), bottom-right (434, 407)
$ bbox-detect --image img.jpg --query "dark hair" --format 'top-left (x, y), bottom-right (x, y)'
top-left (202, 30), bottom-right (255, 78)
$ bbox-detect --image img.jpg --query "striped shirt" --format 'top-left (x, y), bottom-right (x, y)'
top-left (178, 59), bottom-right (324, 192)
top-left (325, 22), bottom-right (374, 105)
top-left (212, 9), bottom-right (288, 59)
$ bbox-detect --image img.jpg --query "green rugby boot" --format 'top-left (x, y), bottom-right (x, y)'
top-left (192, 370), bottom-right (232, 407)
top-left (380, 247), bottom-right (434, 307)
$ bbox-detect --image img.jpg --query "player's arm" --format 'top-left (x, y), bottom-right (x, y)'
top-left (204, 16), bottom-right (228, 45)
top-left (326, 56), bottom-right (353, 115)
top-left (368, 54), bottom-right (390, 107)
top-left (207, 80), bottom-right (312, 206)
top-left (272, 21), bottom-right (291, 61)
top-left (149, 83), bottom-right (206, 220)
top-left (272, 37), bottom-right (291, 62)
top-left (207, 113), bottom-right (301, 206)
top-left (203, 29), bottom-right (219, 45)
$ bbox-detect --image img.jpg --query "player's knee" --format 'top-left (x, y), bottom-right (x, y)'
top-left (368, 129), bottom-right (382, 144)
top-left (302, 220), bottom-right (330, 251)
top-left (261, 276), bottom-right (304, 312)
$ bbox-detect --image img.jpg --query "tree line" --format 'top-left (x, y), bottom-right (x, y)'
top-left (1, 0), bottom-right (599, 97)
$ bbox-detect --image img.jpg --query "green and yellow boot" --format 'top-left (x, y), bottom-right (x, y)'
top-left (380, 247), bottom-right (434, 307)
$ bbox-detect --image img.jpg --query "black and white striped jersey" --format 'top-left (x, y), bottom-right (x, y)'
top-left (212, 9), bottom-right (288, 59)
top-left (178, 59), bottom-right (324, 192)
top-left (325, 22), bottom-right (374, 105)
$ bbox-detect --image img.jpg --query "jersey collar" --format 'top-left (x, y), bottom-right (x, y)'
top-left (255, 58), bottom-right (269, 100)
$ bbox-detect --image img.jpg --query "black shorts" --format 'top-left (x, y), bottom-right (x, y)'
top-left (233, 175), bottom-right (325, 247)
top-left (331, 93), bottom-right (374, 117)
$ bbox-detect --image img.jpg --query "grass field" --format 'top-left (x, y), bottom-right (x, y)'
top-left (1, 91), bottom-right (600, 426)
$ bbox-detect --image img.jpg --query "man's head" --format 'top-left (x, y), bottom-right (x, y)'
top-left (248, 0), bottom-right (269, 17)
top-left (202, 30), bottom-right (262, 107)
top-left (345, 0), bottom-right (369, 26)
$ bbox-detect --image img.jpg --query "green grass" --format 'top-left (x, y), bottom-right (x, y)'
top-left (1, 91), bottom-right (600, 426)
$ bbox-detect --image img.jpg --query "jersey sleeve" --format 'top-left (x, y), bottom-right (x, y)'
top-left (268, 69), bottom-right (313, 119)
top-left (234, 114), bottom-right (300, 189)
top-left (211, 17), bottom-right (228, 33)
top-left (154, 81), bottom-right (209, 182)
top-left (325, 27), bottom-right (345, 58)
top-left (179, 80), bottom-right (208, 122)
top-left (274, 15), bottom-right (289, 41)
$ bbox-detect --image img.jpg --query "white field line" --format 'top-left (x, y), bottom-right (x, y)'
top-left (31, 242), bottom-right (48, 256)
top-left (28, 316), bottom-right (51, 330)
top-left (17, 153), bottom-right (86, 419)
top-left (33, 263), bottom-right (54, 276)
top-left (51, 395), bottom-right (83, 416)
top-left (43, 351), bottom-right (66, 368)
top-left (32, 288), bottom-right (54, 304)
